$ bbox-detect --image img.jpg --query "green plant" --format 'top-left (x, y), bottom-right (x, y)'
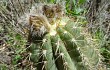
top-left (27, 17), bottom-right (105, 70)
top-left (65, 0), bottom-right (86, 16)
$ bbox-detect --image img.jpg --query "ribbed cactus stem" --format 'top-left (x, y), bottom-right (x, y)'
top-left (39, 35), bottom-right (57, 70)
top-left (51, 35), bottom-right (77, 70)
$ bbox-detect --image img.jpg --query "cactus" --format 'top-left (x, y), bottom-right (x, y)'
top-left (0, 0), bottom-right (106, 70)
top-left (27, 17), bottom-right (106, 70)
